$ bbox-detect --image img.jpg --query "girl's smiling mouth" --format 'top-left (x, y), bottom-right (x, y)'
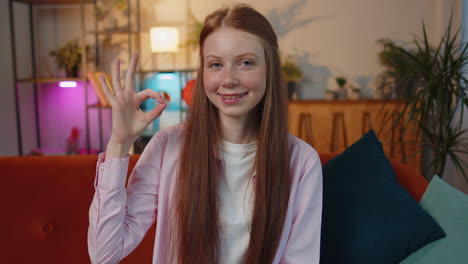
top-left (218, 92), bottom-right (248, 104)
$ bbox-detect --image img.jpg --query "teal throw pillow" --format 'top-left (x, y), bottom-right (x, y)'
top-left (400, 175), bottom-right (468, 263)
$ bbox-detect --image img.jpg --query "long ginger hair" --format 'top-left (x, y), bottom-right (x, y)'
top-left (174, 4), bottom-right (291, 263)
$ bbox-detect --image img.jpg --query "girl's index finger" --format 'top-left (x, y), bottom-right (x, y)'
top-left (125, 53), bottom-right (139, 91)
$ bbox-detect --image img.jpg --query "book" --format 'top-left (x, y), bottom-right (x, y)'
top-left (87, 71), bottom-right (114, 107)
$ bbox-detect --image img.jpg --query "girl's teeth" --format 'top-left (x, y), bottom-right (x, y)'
top-left (221, 93), bottom-right (246, 99)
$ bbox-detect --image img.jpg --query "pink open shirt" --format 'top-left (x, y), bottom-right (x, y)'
top-left (88, 124), bottom-right (323, 263)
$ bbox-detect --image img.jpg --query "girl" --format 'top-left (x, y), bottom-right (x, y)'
top-left (88, 4), bottom-right (322, 264)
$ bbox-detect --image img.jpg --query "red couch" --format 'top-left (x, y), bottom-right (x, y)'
top-left (0, 153), bottom-right (428, 263)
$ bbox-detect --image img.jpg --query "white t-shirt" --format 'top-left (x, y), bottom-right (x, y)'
top-left (219, 140), bottom-right (257, 264)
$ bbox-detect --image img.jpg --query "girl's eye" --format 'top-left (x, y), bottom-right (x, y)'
top-left (209, 62), bottom-right (222, 68)
top-left (241, 60), bottom-right (254, 66)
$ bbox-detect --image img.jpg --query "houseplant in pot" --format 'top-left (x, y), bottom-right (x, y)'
top-left (382, 16), bottom-right (468, 181)
top-left (335, 76), bottom-right (347, 99)
top-left (282, 55), bottom-right (303, 100)
top-left (49, 40), bottom-right (86, 77)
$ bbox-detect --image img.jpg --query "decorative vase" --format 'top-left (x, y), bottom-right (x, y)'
top-left (287, 81), bottom-right (298, 100)
top-left (348, 90), bottom-right (361, 100)
top-left (324, 92), bottom-right (336, 101)
top-left (66, 127), bottom-right (80, 155)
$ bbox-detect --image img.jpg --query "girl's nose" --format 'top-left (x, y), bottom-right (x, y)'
top-left (222, 66), bottom-right (240, 88)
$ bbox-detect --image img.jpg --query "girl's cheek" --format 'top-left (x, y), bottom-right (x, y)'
top-left (204, 73), bottom-right (222, 92)
top-left (244, 71), bottom-right (265, 87)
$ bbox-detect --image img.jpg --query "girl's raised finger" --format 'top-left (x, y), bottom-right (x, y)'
top-left (125, 53), bottom-right (139, 92)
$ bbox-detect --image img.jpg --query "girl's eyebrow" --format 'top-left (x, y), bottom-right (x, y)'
top-left (205, 52), bottom-right (260, 60)
top-left (235, 53), bottom-right (260, 59)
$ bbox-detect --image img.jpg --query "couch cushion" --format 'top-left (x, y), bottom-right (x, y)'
top-left (400, 175), bottom-right (468, 263)
top-left (320, 130), bottom-right (446, 264)
top-left (319, 152), bottom-right (428, 201)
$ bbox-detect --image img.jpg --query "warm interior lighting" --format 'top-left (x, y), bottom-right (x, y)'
top-left (150, 27), bottom-right (179, 53)
top-left (59, 81), bottom-right (77, 88)
top-left (158, 73), bottom-right (175, 80)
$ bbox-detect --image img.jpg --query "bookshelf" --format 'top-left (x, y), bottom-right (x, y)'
top-left (9, 0), bottom-right (92, 155)
top-left (14, 0), bottom-right (94, 4)
top-left (9, 0), bottom-right (141, 155)
top-left (17, 77), bottom-right (83, 83)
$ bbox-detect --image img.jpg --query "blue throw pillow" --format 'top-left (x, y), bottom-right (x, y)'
top-left (320, 130), bottom-right (445, 264)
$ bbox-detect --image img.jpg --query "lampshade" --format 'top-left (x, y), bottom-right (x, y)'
top-left (150, 27), bottom-right (179, 53)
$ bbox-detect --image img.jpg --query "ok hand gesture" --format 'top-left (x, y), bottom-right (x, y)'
top-left (101, 53), bottom-right (167, 157)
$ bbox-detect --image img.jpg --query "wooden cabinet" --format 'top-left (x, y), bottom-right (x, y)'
top-left (288, 100), bottom-right (421, 173)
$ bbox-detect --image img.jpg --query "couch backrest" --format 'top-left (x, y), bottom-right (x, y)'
top-left (0, 155), bottom-right (151, 264)
top-left (0, 153), bottom-right (427, 263)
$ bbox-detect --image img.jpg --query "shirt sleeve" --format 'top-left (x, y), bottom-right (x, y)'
top-left (281, 152), bottom-right (323, 264)
top-left (88, 134), bottom-right (162, 264)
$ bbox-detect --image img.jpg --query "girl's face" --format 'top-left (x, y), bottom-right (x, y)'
top-left (202, 27), bottom-right (267, 123)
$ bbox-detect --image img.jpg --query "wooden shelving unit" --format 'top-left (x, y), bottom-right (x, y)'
top-left (87, 104), bottom-right (111, 109)
top-left (17, 77), bottom-right (83, 83)
top-left (9, 0), bottom-right (141, 155)
top-left (14, 0), bottom-right (94, 4)
top-left (9, 0), bottom-right (92, 155)
top-left (88, 30), bottom-right (139, 35)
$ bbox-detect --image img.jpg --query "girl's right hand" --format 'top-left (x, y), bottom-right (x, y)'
top-left (100, 53), bottom-right (167, 157)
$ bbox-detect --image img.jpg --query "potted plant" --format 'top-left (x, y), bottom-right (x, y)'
top-left (334, 76), bottom-right (347, 99)
top-left (383, 15), bottom-right (468, 181)
top-left (324, 89), bottom-right (338, 101)
top-left (376, 38), bottom-right (420, 99)
top-left (335, 76), bottom-right (347, 89)
top-left (282, 55), bottom-right (304, 100)
top-left (348, 87), bottom-right (361, 101)
top-left (49, 40), bottom-right (85, 77)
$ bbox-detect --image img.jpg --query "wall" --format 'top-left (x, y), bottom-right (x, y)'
top-left (0, 1), bottom-right (28, 156)
top-left (448, 0), bottom-right (468, 193)
top-left (0, 0), bottom-right (17, 156)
